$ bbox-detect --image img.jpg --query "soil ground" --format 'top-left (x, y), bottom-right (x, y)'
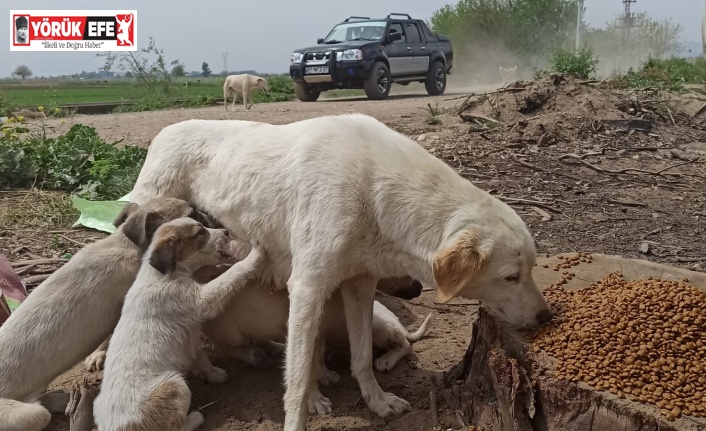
top-left (2, 76), bottom-right (706, 430)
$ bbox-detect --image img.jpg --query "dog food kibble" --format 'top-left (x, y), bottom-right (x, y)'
top-left (533, 272), bottom-right (706, 421)
top-left (552, 252), bottom-right (592, 272)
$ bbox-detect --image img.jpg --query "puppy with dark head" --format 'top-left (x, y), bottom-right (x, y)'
top-left (0, 198), bottom-right (215, 431)
top-left (94, 218), bottom-right (265, 431)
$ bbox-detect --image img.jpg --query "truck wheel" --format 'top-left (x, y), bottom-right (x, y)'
top-left (294, 82), bottom-right (321, 102)
top-left (425, 61), bottom-right (447, 96)
top-left (364, 62), bottom-right (391, 100)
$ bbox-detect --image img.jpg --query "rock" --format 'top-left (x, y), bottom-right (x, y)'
top-left (678, 142), bottom-right (706, 156)
top-left (417, 134), bottom-right (427, 142)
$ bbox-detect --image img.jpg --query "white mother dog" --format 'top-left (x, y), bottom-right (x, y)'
top-left (129, 114), bottom-right (553, 431)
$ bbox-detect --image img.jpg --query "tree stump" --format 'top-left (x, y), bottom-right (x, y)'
top-left (437, 306), bottom-right (706, 431)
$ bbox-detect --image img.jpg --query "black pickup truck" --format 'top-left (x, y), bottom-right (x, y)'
top-left (289, 13), bottom-right (453, 101)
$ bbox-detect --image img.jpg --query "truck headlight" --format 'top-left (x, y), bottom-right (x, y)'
top-left (337, 49), bottom-right (363, 61)
top-left (291, 52), bottom-right (303, 64)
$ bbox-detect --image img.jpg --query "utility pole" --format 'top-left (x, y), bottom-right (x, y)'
top-left (702, 0), bottom-right (706, 60)
top-left (575, 0), bottom-right (585, 51)
top-left (221, 52), bottom-right (228, 74)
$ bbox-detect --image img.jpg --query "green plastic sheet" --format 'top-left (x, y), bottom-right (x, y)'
top-left (71, 192), bottom-right (131, 233)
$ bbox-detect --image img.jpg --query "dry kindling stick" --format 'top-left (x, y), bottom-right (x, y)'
top-left (10, 258), bottom-right (68, 267)
top-left (501, 197), bottom-right (560, 213)
top-left (558, 154), bottom-right (692, 177)
top-left (510, 154), bottom-right (581, 181)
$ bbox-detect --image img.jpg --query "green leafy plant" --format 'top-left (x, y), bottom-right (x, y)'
top-left (550, 46), bottom-right (599, 80)
top-left (0, 119), bottom-right (147, 200)
top-left (610, 58), bottom-right (706, 93)
top-left (425, 103), bottom-right (443, 125)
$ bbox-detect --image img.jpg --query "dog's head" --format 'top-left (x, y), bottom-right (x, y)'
top-left (376, 276), bottom-right (424, 300)
top-left (113, 197), bottom-right (223, 250)
top-left (256, 77), bottom-right (269, 92)
top-left (432, 222), bottom-right (552, 330)
top-left (147, 217), bottom-right (234, 275)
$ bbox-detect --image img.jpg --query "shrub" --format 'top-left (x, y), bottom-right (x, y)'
top-left (551, 46), bottom-right (599, 80)
top-left (0, 118), bottom-right (146, 200)
top-left (614, 58), bottom-right (706, 92)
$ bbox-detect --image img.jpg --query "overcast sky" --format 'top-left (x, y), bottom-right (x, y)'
top-left (2, 0), bottom-right (703, 77)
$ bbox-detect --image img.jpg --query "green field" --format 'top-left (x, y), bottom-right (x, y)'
top-left (1, 76), bottom-right (241, 106)
top-left (0, 75), bottom-right (370, 114)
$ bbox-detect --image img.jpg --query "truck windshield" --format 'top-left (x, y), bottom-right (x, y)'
top-left (323, 21), bottom-right (387, 43)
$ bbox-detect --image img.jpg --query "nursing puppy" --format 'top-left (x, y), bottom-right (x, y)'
top-left (94, 217), bottom-right (266, 431)
top-left (0, 197), bottom-right (212, 431)
top-left (129, 114), bottom-right (553, 431)
top-left (202, 267), bottom-right (434, 414)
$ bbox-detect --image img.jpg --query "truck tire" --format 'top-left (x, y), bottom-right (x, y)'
top-left (364, 62), bottom-right (391, 100)
top-left (294, 82), bottom-right (321, 102)
top-left (425, 61), bottom-right (447, 96)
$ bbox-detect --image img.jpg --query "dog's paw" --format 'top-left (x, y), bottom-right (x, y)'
top-left (368, 391), bottom-right (412, 417)
top-left (84, 350), bottom-right (107, 372)
top-left (205, 366), bottom-right (228, 384)
top-left (318, 368), bottom-right (340, 386)
top-left (307, 389), bottom-right (333, 415)
top-left (374, 356), bottom-right (400, 372)
top-left (185, 411), bottom-right (205, 429)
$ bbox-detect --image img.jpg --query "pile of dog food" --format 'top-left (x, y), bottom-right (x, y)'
top-left (533, 261), bottom-right (706, 422)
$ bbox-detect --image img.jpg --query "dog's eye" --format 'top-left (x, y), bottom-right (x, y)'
top-left (505, 274), bottom-right (520, 283)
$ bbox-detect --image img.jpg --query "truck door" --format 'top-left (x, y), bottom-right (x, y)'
top-left (384, 21), bottom-right (414, 76)
top-left (403, 21), bottom-right (428, 75)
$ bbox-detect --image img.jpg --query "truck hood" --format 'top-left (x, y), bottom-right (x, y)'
top-left (293, 40), bottom-right (377, 54)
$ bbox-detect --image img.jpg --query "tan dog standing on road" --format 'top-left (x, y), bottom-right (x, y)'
top-left (223, 73), bottom-right (270, 111)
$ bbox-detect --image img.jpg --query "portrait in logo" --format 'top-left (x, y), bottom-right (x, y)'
top-left (14, 15), bottom-right (29, 44)
top-left (115, 13), bottom-right (133, 46)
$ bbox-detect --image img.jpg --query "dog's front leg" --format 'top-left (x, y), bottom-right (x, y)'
top-left (341, 275), bottom-right (411, 417)
top-left (197, 242), bottom-right (265, 320)
top-left (191, 347), bottom-right (228, 384)
top-left (283, 275), bottom-right (328, 431)
top-left (84, 336), bottom-right (111, 372)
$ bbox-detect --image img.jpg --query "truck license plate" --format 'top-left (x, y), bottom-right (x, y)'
top-left (305, 66), bottom-right (329, 75)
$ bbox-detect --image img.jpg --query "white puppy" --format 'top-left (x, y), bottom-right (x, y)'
top-left (93, 217), bottom-right (266, 431)
top-left (202, 267), bottom-right (434, 415)
top-left (223, 73), bottom-right (270, 111)
top-left (499, 65), bottom-right (519, 83)
top-left (129, 114), bottom-right (553, 431)
top-left (0, 198), bottom-right (213, 431)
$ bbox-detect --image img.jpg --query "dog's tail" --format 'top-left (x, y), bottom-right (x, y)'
top-left (0, 398), bottom-right (52, 431)
top-left (406, 311), bottom-right (436, 343)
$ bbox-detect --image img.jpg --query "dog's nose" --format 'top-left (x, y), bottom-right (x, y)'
top-left (536, 308), bottom-right (554, 325)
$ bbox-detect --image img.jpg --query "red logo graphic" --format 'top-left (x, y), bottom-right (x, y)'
top-left (115, 13), bottom-right (134, 46)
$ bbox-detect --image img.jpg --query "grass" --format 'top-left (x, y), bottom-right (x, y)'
top-left (0, 190), bottom-right (78, 229)
top-left (0, 75), bottom-right (296, 110)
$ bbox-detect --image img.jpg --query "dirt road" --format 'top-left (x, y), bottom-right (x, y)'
top-left (40, 85), bottom-right (487, 148)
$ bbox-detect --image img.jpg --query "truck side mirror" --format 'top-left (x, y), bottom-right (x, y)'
top-left (317, 38), bottom-right (324, 44)
top-left (389, 32), bottom-right (402, 42)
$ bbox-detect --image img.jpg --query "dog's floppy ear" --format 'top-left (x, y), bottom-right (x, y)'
top-left (149, 236), bottom-right (177, 275)
top-left (120, 209), bottom-right (167, 248)
top-left (113, 202), bottom-right (140, 227)
top-left (189, 207), bottom-right (223, 229)
top-left (433, 229), bottom-right (489, 303)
